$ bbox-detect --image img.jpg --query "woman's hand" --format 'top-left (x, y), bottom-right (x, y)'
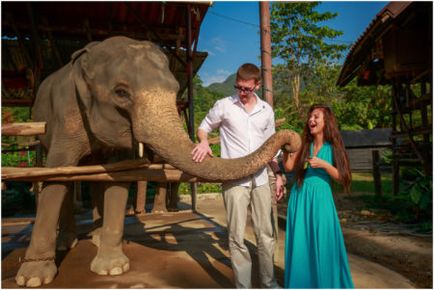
top-left (308, 156), bottom-right (342, 182)
top-left (307, 156), bottom-right (327, 169)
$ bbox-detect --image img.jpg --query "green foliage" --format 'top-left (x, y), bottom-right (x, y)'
top-left (2, 149), bottom-right (36, 167)
top-left (401, 168), bottom-right (433, 212)
top-left (270, 2), bottom-right (348, 64)
top-left (273, 61), bottom-right (392, 132)
top-left (178, 182), bottom-right (221, 195)
top-left (346, 171), bottom-right (432, 228)
top-left (335, 79), bottom-right (392, 130)
top-left (270, 2), bottom-right (348, 112)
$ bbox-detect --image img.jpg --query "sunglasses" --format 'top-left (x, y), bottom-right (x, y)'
top-left (234, 85), bottom-right (255, 93)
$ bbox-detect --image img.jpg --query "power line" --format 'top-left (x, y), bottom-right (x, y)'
top-left (208, 11), bottom-right (258, 28)
top-left (208, 11), bottom-right (355, 45)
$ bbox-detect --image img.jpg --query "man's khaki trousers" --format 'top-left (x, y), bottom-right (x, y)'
top-left (223, 182), bottom-right (277, 288)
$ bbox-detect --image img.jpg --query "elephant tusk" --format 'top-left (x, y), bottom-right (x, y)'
top-left (138, 142), bottom-right (144, 158)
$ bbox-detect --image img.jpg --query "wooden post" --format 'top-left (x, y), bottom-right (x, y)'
top-left (391, 83), bottom-right (399, 195)
top-left (372, 150), bottom-right (382, 196)
top-left (185, 4), bottom-right (198, 212)
top-left (73, 181), bottom-right (83, 208)
top-left (135, 181), bottom-right (147, 214)
top-left (152, 183), bottom-right (167, 213)
top-left (190, 182), bottom-right (197, 212)
top-left (260, 1), bottom-right (273, 106)
top-left (2, 122), bottom-right (46, 136)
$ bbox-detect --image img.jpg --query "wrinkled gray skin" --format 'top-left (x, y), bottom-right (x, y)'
top-left (15, 36), bottom-right (301, 287)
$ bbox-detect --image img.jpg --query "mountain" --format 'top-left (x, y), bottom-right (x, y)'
top-left (206, 73), bottom-right (263, 98)
top-left (206, 73), bottom-right (236, 97)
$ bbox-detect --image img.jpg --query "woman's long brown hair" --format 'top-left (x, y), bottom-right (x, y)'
top-left (294, 104), bottom-right (352, 192)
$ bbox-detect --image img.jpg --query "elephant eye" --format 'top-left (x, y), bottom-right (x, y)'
top-left (115, 88), bottom-right (131, 99)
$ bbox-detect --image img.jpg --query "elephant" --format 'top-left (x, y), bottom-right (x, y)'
top-left (15, 36), bottom-right (301, 287)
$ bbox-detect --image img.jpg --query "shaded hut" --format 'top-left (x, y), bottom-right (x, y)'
top-left (337, 2), bottom-right (432, 194)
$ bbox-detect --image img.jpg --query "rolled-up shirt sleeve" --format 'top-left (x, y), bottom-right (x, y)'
top-left (199, 100), bottom-right (224, 133)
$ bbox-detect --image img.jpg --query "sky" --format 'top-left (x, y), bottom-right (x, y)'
top-left (197, 1), bottom-right (388, 87)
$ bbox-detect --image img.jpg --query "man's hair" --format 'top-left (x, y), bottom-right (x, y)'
top-left (236, 63), bottom-right (261, 83)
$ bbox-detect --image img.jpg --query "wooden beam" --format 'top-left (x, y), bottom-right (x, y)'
top-left (1, 99), bottom-right (34, 107)
top-left (2, 159), bottom-right (152, 180)
top-left (2, 167), bottom-right (206, 183)
top-left (2, 122), bottom-right (46, 136)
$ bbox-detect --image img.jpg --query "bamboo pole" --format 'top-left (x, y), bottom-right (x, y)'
top-left (2, 122), bottom-right (46, 136)
top-left (2, 159), bottom-right (152, 180)
top-left (2, 167), bottom-right (205, 183)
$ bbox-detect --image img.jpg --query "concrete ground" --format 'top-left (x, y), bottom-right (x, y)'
top-left (2, 193), bottom-right (415, 288)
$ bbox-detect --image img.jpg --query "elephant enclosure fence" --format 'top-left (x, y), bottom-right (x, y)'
top-left (2, 121), bottom-right (209, 214)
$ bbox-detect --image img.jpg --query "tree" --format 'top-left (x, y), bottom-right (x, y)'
top-left (270, 2), bottom-right (348, 115)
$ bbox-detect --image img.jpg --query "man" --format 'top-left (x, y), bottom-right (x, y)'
top-left (192, 63), bottom-right (284, 288)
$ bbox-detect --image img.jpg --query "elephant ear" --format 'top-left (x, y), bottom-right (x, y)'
top-left (71, 41), bottom-right (99, 111)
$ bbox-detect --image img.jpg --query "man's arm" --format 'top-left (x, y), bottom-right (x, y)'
top-left (191, 128), bottom-right (213, 163)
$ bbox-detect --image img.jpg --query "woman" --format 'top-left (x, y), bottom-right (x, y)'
top-left (283, 104), bottom-right (354, 288)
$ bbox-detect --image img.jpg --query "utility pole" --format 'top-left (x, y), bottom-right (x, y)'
top-left (260, 1), bottom-right (273, 107)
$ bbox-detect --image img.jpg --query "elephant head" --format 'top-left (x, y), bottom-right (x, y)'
top-left (72, 36), bottom-right (300, 181)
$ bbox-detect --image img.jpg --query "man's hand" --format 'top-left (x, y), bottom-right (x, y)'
top-left (275, 174), bottom-right (284, 201)
top-left (191, 141), bottom-right (213, 163)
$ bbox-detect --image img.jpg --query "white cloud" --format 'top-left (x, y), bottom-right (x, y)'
top-left (201, 69), bottom-right (231, 87)
top-left (209, 37), bottom-right (226, 54)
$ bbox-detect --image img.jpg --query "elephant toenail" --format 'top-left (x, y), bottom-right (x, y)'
top-left (27, 277), bottom-right (42, 287)
top-left (16, 276), bottom-right (25, 286)
top-left (109, 267), bottom-right (122, 275)
top-left (122, 263), bottom-right (130, 272)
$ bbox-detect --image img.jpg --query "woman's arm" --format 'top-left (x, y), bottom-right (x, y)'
top-left (308, 157), bottom-right (341, 182)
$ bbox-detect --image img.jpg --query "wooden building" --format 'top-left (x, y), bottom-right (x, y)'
top-left (341, 128), bottom-right (392, 173)
top-left (337, 2), bottom-right (432, 194)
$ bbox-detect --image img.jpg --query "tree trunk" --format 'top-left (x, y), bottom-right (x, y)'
top-left (291, 72), bottom-right (301, 112)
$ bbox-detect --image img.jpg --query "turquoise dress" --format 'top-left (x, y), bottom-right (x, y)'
top-left (284, 142), bottom-right (354, 288)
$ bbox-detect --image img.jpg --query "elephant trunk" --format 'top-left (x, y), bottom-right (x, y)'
top-left (133, 88), bottom-right (301, 182)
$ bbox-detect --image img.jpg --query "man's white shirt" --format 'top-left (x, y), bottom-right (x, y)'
top-left (199, 94), bottom-right (275, 187)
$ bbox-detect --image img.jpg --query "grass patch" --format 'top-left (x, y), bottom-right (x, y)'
top-left (333, 172), bottom-right (392, 194)
top-left (178, 182), bottom-right (221, 195)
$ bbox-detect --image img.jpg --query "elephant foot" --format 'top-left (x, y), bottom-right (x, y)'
top-left (56, 231), bottom-right (78, 251)
top-left (90, 248), bottom-right (130, 275)
top-left (15, 260), bottom-right (57, 287)
top-left (89, 227), bottom-right (101, 247)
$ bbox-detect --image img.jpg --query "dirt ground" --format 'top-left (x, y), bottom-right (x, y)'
top-left (1, 192), bottom-right (431, 288)
top-left (334, 192), bottom-right (433, 289)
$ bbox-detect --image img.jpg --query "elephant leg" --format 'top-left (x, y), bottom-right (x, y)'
top-left (90, 182), bottom-right (130, 276)
top-left (89, 182), bottom-right (105, 247)
top-left (15, 183), bottom-right (69, 287)
top-left (56, 184), bottom-right (78, 251)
